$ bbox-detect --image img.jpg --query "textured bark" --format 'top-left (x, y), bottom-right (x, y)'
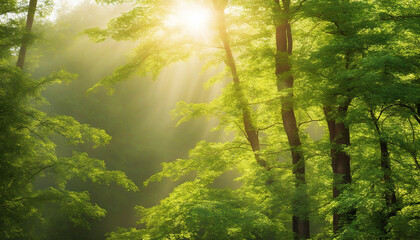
top-left (212, 1), bottom-right (266, 168)
top-left (275, 1), bottom-right (309, 238)
top-left (16, 0), bottom-right (38, 70)
top-left (324, 103), bottom-right (354, 233)
top-left (322, 45), bottom-right (355, 233)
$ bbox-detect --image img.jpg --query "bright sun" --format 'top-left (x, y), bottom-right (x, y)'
top-left (164, 2), bottom-right (212, 36)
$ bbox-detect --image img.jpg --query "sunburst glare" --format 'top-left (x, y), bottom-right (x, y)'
top-left (164, 1), bottom-right (212, 38)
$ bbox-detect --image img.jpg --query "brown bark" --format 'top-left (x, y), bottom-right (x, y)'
top-left (370, 110), bottom-right (397, 237)
top-left (274, 1), bottom-right (309, 238)
top-left (16, 0), bottom-right (38, 70)
top-left (212, 1), bottom-right (266, 168)
top-left (321, 43), bottom-right (355, 233)
top-left (324, 103), bottom-right (354, 233)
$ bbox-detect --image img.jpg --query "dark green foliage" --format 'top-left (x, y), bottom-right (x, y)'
top-left (0, 59), bottom-right (138, 238)
top-left (299, 0), bottom-right (420, 238)
top-left (0, 1), bottom-right (138, 238)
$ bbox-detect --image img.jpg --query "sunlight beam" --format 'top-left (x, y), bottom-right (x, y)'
top-left (164, 1), bottom-right (212, 38)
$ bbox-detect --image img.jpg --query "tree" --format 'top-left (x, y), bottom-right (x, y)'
top-left (272, 0), bottom-right (309, 238)
top-left (301, 0), bottom-right (376, 233)
top-left (86, 0), bottom-right (419, 239)
top-left (87, 0), bottom-right (296, 238)
top-left (301, 0), bottom-right (420, 237)
top-left (0, 0), bottom-right (138, 238)
top-left (16, 0), bottom-right (37, 69)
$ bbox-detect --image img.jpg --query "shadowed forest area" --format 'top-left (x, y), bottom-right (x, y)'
top-left (1, 0), bottom-right (419, 239)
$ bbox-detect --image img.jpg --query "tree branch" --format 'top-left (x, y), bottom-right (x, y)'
top-left (258, 122), bottom-right (282, 132)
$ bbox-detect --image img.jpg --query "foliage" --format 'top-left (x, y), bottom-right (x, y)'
top-left (89, 0), bottom-right (420, 239)
top-left (2, 0), bottom-right (419, 239)
top-left (0, 1), bottom-right (138, 238)
top-left (299, 0), bottom-right (420, 238)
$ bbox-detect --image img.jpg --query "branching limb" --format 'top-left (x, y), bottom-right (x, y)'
top-left (29, 163), bottom-right (57, 180)
top-left (258, 122), bottom-right (282, 132)
top-left (298, 119), bottom-right (324, 128)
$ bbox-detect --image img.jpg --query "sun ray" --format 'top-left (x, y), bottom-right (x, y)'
top-left (164, 1), bottom-right (212, 38)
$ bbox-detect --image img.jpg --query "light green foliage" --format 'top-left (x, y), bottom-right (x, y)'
top-left (86, 0), bottom-right (202, 93)
top-left (37, 188), bottom-right (108, 227)
top-left (134, 181), bottom-right (284, 240)
top-left (55, 152), bottom-right (138, 191)
top-left (120, 137), bottom-right (294, 239)
top-left (86, 0), bottom-right (317, 239)
top-left (0, 1), bottom-right (138, 238)
top-left (84, 0), bottom-right (420, 239)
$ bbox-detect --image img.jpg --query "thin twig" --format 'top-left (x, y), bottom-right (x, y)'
top-left (258, 122), bottom-right (282, 132)
top-left (29, 163), bottom-right (57, 180)
top-left (298, 119), bottom-right (324, 128)
top-left (234, 121), bottom-right (247, 138)
top-left (292, 0), bottom-right (307, 15)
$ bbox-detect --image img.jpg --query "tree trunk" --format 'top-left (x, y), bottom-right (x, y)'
top-left (212, 0), bottom-right (266, 168)
top-left (370, 110), bottom-right (397, 238)
top-left (274, 1), bottom-right (309, 238)
top-left (324, 103), bottom-right (354, 233)
top-left (380, 140), bottom-right (397, 236)
top-left (16, 0), bottom-right (38, 70)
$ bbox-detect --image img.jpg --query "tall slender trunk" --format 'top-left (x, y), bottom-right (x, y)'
top-left (212, 1), bottom-right (266, 168)
top-left (16, 0), bottom-right (38, 70)
top-left (324, 102), bottom-right (354, 233)
top-left (322, 48), bottom-right (355, 233)
top-left (274, 0), bottom-right (309, 238)
top-left (369, 110), bottom-right (397, 238)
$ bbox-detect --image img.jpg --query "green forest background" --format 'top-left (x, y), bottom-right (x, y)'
top-left (25, 1), bottom-right (227, 239)
top-left (1, 0), bottom-right (419, 239)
